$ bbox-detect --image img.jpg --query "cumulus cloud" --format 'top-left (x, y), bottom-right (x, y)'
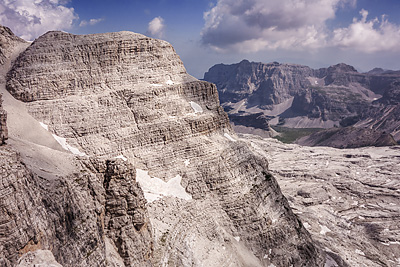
top-left (79, 18), bottom-right (104, 27)
top-left (201, 0), bottom-right (400, 54)
top-left (201, 0), bottom-right (350, 52)
top-left (332, 9), bottom-right (400, 53)
top-left (147, 16), bottom-right (165, 38)
top-left (0, 0), bottom-right (78, 41)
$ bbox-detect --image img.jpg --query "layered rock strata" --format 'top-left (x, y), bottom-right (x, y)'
top-left (0, 25), bottom-right (26, 65)
top-left (0, 144), bottom-right (153, 267)
top-left (204, 60), bottom-right (400, 144)
top-left (1, 28), bottom-right (325, 266)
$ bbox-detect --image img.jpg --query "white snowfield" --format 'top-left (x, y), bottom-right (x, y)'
top-left (135, 169), bottom-right (192, 203)
top-left (189, 101), bottom-right (203, 113)
top-left (39, 122), bottom-right (86, 156)
top-left (51, 134), bottom-right (87, 157)
top-left (224, 133), bottom-right (237, 142)
top-left (115, 155), bottom-right (127, 161)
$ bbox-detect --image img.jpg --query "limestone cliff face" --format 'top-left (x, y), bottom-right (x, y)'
top-left (0, 146), bottom-right (153, 267)
top-left (204, 60), bottom-right (400, 144)
top-left (0, 25), bottom-right (26, 65)
top-left (205, 59), bottom-right (314, 106)
top-left (1, 29), bottom-right (325, 266)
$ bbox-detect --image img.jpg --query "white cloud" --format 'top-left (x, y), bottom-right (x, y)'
top-left (147, 16), bottom-right (165, 38)
top-left (332, 9), bottom-right (400, 53)
top-left (79, 18), bottom-right (104, 27)
top-left (201, 0), bottom-right (400, 54)
top-left (201, 0), bottom-right (348, 52)
top-left (0, 0), bottom-right (78, 41)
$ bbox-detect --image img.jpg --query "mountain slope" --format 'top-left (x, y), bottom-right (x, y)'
top-left (0, 27), bottom-right (325, 266)
top-left (204, 60), bottom-right (400, 144)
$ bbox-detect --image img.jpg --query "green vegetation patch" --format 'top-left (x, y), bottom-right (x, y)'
top-left (271, 126), bottom-right (323, 143)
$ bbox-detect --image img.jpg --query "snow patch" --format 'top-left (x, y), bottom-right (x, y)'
top-left (263, 254), bottom-right (268, 259)
top-left (319, 225), bottom-right (331, 235)
top-left (52, 134), bottom-right (86, 156)
top-left (234, 236), bottom-right (240, 242)
top-left (189, 101), bottom-right (203, 113)
top-left (115, 155), bottom-right (127, 161)
top-left (352, 201), bottom-right (358, 206)
top-left (268, 264), bottom-right (276, 267)
top-left (152, 84), bottom-right (163, 87)
top-left (166, 80), bottom-right (174, 85)
top-left (39, 122), bottom-right (49, 131)
top-left (303, 222), bottom-right (311, 229)
top-left (389, 241), bottom-right (400, 245)
top-left (355, 249), bottom-right (365, 256)
top-left (39, 122), bottom-right (86, 156)
top-left (184, 159), bottom-right (190, 167)
top-left (135, 169), bottom-right (192, 203)
top-left (224, 133), bottom-right (237, 142)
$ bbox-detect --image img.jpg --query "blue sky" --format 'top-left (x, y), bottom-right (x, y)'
top-left (1, 0), bottom-right (400, 78)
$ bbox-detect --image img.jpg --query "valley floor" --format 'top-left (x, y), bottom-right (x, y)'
top-left (241, 134), bottom-right (400, 267)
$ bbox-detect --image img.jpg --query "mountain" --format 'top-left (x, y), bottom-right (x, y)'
top-left (240, 135), bottom-right (400, 267)
top-left (0, 26), bottom-right (325, 266)
top-left (204, 60), bottom-right (400, 145)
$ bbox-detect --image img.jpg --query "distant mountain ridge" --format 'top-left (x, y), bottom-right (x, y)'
top-left (204, 60), bottom-right (400, 145)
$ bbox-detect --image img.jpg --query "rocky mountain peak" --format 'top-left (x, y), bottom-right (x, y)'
top-left (327, 63), bottom-right (358, 73)
top-left (1, 26), bottom-right (325, 266)
top-left (0, 25), bottom-right (27, 65)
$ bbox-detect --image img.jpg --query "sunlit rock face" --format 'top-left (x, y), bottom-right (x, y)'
top-left (204, 60), bottom-right (400, 144)
top-left (1, 28), bottom-right (325, 266)
top-left (241, 135), bottom-right (400, 267)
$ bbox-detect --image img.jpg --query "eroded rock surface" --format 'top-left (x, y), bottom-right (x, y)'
top-left (0, 25), bottom-right (27, 66)
top-left (241, 135), bottom-right (400, 267)
top-left (1, 27), bottom-right (325, 266)
top-left (204, 60), bottom-right (400, 144)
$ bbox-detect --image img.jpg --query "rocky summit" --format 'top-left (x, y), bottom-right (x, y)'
top-left (204, 60), bottom-right (400, 145)
top-left (0, 26), bottom-right (327, 266)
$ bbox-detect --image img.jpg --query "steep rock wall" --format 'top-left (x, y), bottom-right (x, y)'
top-left (204, 60), bottom-right (400, 143)
top-left (3, 30), bottom-right (325, 266)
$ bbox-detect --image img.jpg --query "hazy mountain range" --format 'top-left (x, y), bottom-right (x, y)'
top-left (204, 60), bottom-right (400, 147)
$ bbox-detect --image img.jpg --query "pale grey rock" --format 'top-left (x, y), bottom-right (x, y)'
top-left (1, 27), bottom-right (325, 266)
top-left (241, 135), bottom-right (400, 267)
top-left (0, 25), bottom-right (27, 66)
top-left (17, 250), bottom-right (63, 267)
